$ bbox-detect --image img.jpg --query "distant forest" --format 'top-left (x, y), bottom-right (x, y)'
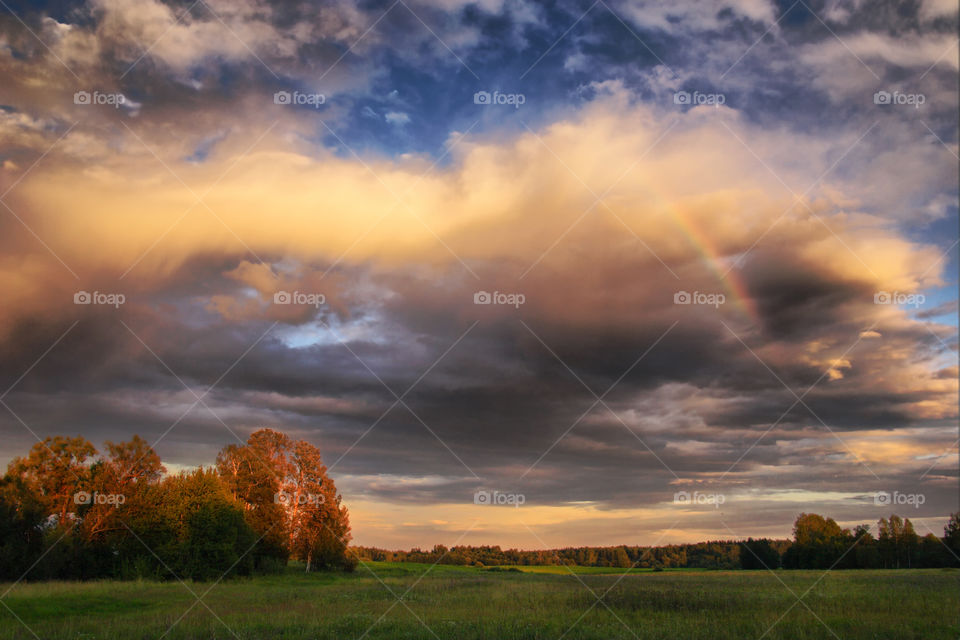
top-left (0, 429), bottom-right (354, 581)
top-left (358, 512), bottom-right (960, 570)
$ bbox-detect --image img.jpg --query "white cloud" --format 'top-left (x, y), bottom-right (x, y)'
top-left (385, 111), bottom-right (411, 126)
top-left (919, 0), bottom-right (959, 21)
top-left (622, 0), bottom-right (777, 32)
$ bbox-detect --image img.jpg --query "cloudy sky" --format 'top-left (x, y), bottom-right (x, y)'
top-left (0, 0), bottom-right (957, 549)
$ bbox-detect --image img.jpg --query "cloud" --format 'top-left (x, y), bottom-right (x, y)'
top-left (89, 0), bottom-right (357, 73)
top-left (385, 111), bottom-right (411, 126)
top-left (799, 31), bottom-right (959, 73)
top-left (1, 91), bottom-right (953, 490)
top-left (621, 0), bottom-right (777, 32)
top-left (919, 0), bottom-right (959, 22)
top-left (0, 0), bottom-right (955, 547)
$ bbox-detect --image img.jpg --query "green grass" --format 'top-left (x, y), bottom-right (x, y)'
top-left (1, 564), bottom-right (956, 639)
top-left (492, 564), bottom-right (648, 574)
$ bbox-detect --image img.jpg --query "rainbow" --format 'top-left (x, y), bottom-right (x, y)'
top-left (664, 204), bottom-right (761, 324)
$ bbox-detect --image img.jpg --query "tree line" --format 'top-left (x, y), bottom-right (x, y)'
top-left (357, 512), bottom-right (960, 570)
top-left (0, 429), bottom-right (353, 581)
top-left (3, 428), bottom-right (956, 581)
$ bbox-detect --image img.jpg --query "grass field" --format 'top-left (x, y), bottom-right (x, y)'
top-left (1, 563), bottom-right (956, 639)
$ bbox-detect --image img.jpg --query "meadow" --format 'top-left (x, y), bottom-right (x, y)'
top-left (1, 563), bottom-right (956, 639)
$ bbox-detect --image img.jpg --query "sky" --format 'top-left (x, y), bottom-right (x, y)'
top-left (0, 0), bottom-right (957, 550)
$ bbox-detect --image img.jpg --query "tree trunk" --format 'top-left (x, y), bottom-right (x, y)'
top-left (306, 551), bottom-right (312, 573)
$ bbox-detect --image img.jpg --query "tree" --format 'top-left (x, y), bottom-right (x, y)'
top-left (0, 429), bottom-right (353, 580)
top-left (216, 439), bottom-right (289, 569)
top-left (104, 435), bottom-right (165, 488)
top-left (157, 468), bottom-right (257, 580)
top-left (0, 475), bottom-right (46, 580)
top-left (878, 515), bottom-right (919, 568)
top-left (611, 546), bottom-right (631, 568)
top-left (944, 512), bottom-right (960, 567)
top-left (740, 538), bottom-right (780, 570)
top-left (217, 429), bottom-right (353, 571)
top-left (793, 513), bottom-right (843, 545)
top-left (901, 518), bottom-right (919, 568)
top-left (918, 533), bottom-right (950, 567)
top-left (852, 525), bottom-right (880, 569)
top-left (788, 513), bottom-right (851, 569)
top-left (287, 439), bottom-right (352, 571)
top-left (8, 436), bottom-right (96, 525)
top-left (78, 436), bottom-right (165, 545)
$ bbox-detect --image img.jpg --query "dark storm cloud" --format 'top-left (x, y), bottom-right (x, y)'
top-left (2, 241), bottom-right (952, 502)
